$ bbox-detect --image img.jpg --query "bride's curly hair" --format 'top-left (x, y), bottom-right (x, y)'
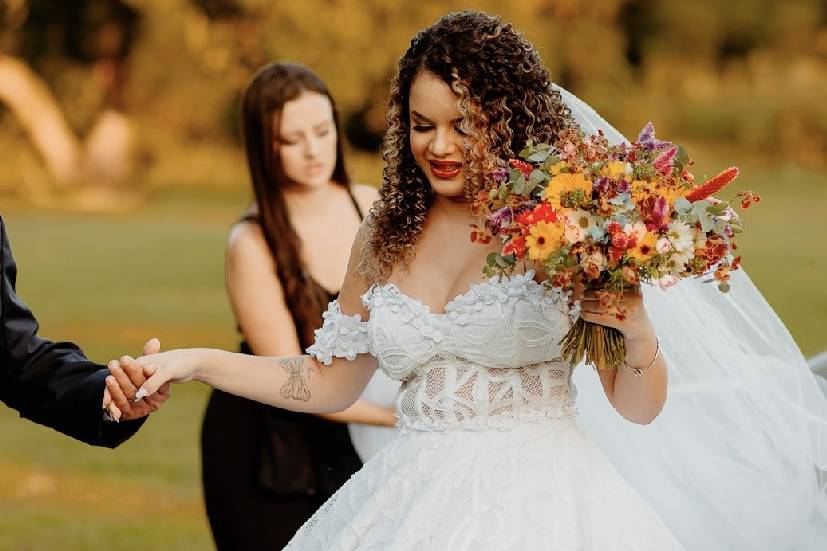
top-left (359, 10), bottom-right (573, 282)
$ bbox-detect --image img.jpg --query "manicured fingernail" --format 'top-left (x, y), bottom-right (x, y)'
top-left (134, 387), bottom-right (148, 401)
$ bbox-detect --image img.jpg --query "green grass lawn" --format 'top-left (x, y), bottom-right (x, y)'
top-left (0, 158), bottom-right (825, 549)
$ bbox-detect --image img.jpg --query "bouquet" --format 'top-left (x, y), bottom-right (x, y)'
top-left (471, 123), bottom-right (759, 371)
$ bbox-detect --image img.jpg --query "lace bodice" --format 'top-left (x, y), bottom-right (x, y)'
top-left (307, 271), bottom-right (579, 432)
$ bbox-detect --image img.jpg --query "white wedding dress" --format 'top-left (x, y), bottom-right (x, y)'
top-left (291, 271), bottom-right (684, 550)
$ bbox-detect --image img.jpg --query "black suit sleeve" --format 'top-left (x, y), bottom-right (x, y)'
top-left (0, 216), bottom-right (145, 447)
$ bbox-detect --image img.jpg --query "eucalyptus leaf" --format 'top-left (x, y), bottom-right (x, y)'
top-left (706, 203), bottom-right (728, 215)
top-left (674, 197), bottom-right (692, 214)
top-left (528, 168), bottom-right (547, 186)
top-left (494, 254), bottom-right (515, 268)
top-left (675, 145), bottom-right (689, 167)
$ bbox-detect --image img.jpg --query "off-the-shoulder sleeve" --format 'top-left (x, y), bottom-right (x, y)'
top-left (306, 299), bottom-right (371, 365)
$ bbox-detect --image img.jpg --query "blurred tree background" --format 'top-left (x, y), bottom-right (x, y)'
top-left (0, 1), bottom-right (825, 549)
top-left (1, 0), bottom-right (824, 201)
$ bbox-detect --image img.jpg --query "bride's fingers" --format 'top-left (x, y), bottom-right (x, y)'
top-left (134, 367), bottom-right (172, 401)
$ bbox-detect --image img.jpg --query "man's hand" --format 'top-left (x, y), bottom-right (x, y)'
top-left (101, 338), bottom-right (172, 422)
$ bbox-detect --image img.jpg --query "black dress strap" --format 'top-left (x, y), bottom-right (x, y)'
top-left (346, 185), bottom-right (365, 221)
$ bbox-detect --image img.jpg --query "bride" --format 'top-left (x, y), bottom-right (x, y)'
top-left (125, 11), bottom-right (827, 550)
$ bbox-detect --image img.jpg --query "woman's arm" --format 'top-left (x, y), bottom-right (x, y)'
top-left (317, 399), bottom-right (396, 426)
top-left (224, 221), bottom-right (392, 426)
top-left (532, 261), bottom-right (666, 425)
top-left (581, 288), bottom-right (668, 425)
top-left (130, 220), bottom-right (380, 414)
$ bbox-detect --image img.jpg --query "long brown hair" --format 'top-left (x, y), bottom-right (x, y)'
top-left (241, 61), bottom-right (350, 347)
top-left (359, 11), bottom-right (573, 283)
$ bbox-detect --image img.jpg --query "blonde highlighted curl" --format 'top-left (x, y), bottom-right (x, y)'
top-left (358, 11), bottom-right (574, 283)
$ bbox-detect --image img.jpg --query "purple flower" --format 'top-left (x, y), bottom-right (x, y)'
top-left (491, 167), bottom-right (509, 183)
top-left (486, 201), bottom-right (536, 234)
top-left (593, 175), bottom-right (611, 195)
top-left (637, 122), bottom-right (672, 152)
top-left (615, 176), bottom-right (630, 194)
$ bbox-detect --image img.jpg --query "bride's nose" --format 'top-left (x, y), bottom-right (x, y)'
top-left (429, 127), bottom-right (457, 157)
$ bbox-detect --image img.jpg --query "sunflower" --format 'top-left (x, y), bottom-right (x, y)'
top-left (544, 172), bottom-right (592, 209)
top-left (525, 221), bottom-right (564, 260)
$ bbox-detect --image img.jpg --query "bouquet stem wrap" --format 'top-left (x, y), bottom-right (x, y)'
top-left (560, 318), bottom-right (626, 371)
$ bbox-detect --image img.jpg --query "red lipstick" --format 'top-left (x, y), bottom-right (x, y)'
top-left (429, 159), bottom-right (462, 179)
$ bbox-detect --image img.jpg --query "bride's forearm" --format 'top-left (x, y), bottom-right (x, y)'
top-left (608, 330), bottom-right (668, 425)
top-left (194, 349), bottom-right (374, 413)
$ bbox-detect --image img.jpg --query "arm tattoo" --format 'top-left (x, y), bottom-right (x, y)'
top-left (279, 355), bottom-right (312, 401)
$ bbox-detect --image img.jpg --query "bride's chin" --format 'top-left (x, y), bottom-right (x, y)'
top-left (427, 179), bottom-right (465, 198)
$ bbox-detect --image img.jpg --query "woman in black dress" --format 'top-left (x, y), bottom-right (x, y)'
top-left (200, 62), bottom-right (396, 550)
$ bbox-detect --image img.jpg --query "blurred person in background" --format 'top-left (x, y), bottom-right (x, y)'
top-left (199, 61), bottom-right (397, 550)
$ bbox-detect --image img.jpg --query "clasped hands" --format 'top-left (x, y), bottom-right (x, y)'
top-left (101, 337), bottom-right (172, 421)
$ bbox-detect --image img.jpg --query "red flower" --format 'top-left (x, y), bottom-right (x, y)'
top-left (470, 225), bottom-right (492, 244)
top-left (608, 246), bottom-right (626, 262)
top-left (509, 158), bottom-right (534, 180)
top-left (516, 203), bottom-right (558, 227)
top-left (641, 195), bottom-right (671, 231)
top-left (606, 221), bottom-right (622, 235)
top-left (736, 190), bottom-right (761, 209)
top-left (610, 230), bottom-right (637, 250)
top-left (685, 167), bottom-right (740, 202)
top-left (503, 236), bottom-right (527, 259)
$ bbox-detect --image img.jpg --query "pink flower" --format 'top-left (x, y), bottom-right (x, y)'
top-left (657, 274), bottom-right (678, 290)
top-left (653, 146), bottom-right (677, 175)
top-left (656, 237), bottom-right (673, 254)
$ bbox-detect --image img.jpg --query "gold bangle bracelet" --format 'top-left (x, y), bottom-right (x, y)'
top-left (621, 338), bottom-right (660, 377)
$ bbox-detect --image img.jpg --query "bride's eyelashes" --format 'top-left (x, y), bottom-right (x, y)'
top-left (411, 123), bottom-right (465, 135)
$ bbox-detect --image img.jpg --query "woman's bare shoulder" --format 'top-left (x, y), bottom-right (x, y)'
top-left (227, 219), bottom-right (270, 264)
top-left (350, 182), bottom-right (380, 211)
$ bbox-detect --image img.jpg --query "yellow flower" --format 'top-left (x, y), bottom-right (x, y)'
top-left (548, 161), bottom-right (569, 175)
top-left (628, 231), bottom-right (658, 263)
top-left (660, 186), bottom-right (683, 207)
top-left (630, 179), bottom-right (653, 203)
top-left (525, 221), bottom-right (564, 260)
top-left (601, 160), bottom-right (629, 179)
top-left (544, 172), bottom-right (592, 209)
